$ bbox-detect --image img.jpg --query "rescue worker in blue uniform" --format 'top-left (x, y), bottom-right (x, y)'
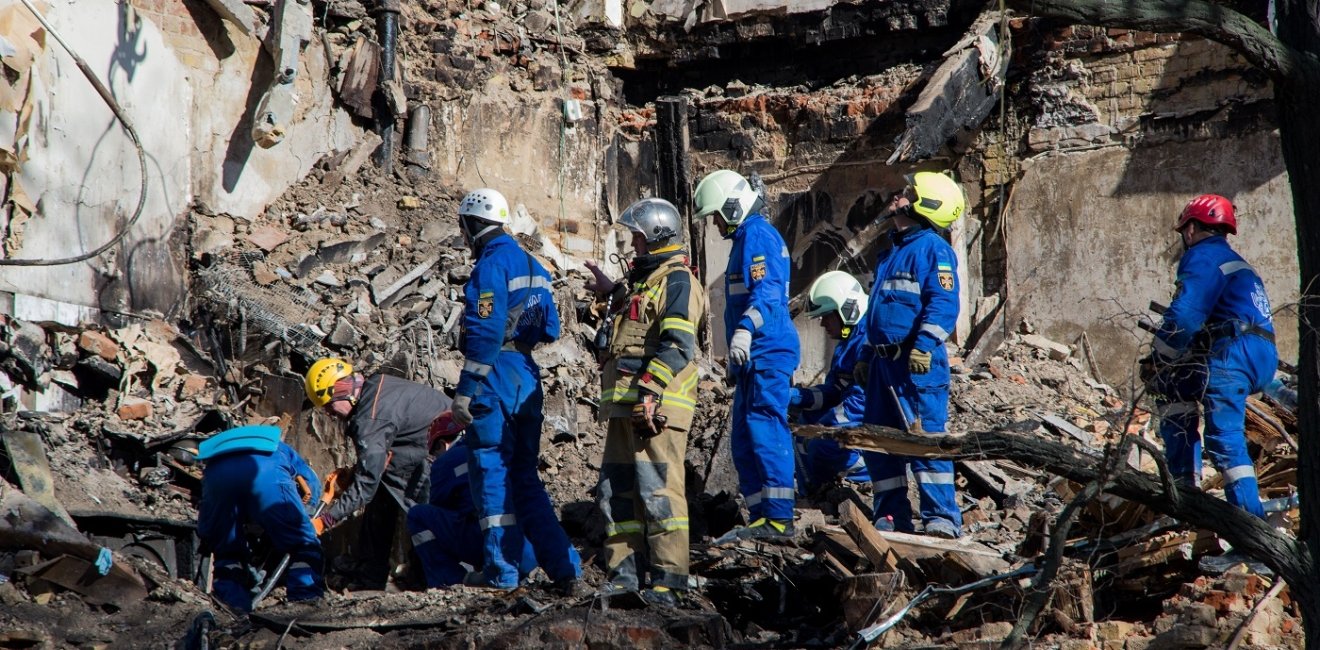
top-left (451, 188), bottom-right (583, 594)
top-left (304, 358), bottom-right (450, 589)
top-left (407, 412), bottom-right (537, 588)
top-left (791, 271), bottom-right (871, 493)
top-left (854, 171), bottom-right (966, 539)
top-left (1143, 194), bottom-right (1277, 520)
top-left (197, 425), bottom-right (323, 612)
top-left (694, 169), bottom-right (801, 541)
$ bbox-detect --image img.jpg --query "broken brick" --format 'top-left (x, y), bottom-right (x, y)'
top-left (180, 374), bottom-right (209, 398)
top-left (77, 330), bottom-right (119, 362)
top-left (252, 262), bottom-right (280, 286)
top-left (245, 225), bottom-right (290, 252)
top-left (117, 397), bottom-right (153, 421)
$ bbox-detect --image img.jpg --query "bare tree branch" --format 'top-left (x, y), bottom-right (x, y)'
top-left (794, 423), bottom-right (1312, 585)
top-left (1002, 0), bottom-right (1316, 82)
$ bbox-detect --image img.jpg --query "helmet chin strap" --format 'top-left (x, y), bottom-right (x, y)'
top-left (461, 215), bottom-right (500, 249)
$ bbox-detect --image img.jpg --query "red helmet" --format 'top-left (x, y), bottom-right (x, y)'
top-left (1176, 194), bottom-right (1236, 235)
top-left (427, 411), bottom-right (465, 452)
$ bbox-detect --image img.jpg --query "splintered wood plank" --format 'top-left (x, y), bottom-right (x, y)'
top-left (839, 500), bottom-right (899, 572)
top-left (876, 529), bottom-right (1010, 578)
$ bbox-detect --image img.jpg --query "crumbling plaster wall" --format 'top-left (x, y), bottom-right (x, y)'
top-left (0, 0), bottom-right (191, 320)
top-left (0, 0), bottom-right (365, 321)
top-left (988, 28), bottom-right (1297, 383)
top-left (129, 0), bottom-right (364, 221)
top-left (432, 83), bottom-right (609, 260)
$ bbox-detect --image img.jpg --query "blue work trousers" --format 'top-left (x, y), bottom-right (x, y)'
top-left (1154, 335), bottom-right (1274, 518)
top-left (198, 454), bottom-right (323, 612)
top-left (796, 437), bottom-right (869, 493)
top-left (406, 504), bottom-right (536, 587)
top-left (861, 357), bottom-right (961, 534)
top-left (731, 365), bottom-right (796, 521)
top-left (467, 350), bottom-right (581, 587)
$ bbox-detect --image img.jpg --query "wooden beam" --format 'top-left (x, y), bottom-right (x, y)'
top-left (839, 500), bottom-right (899, 572)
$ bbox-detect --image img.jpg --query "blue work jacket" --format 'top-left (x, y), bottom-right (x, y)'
top-left (723, 213), bottom-right (799, 370)
top-left (457, 234), bottom-right (561, 398)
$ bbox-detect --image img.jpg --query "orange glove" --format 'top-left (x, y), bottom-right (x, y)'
top-left (295, 476), bottom-right (313, 504)
top-left (312, 513), bottom-right (334, 536)
top-left (630, 392), bottom-right (666, 439)
top-left (323, 467), bottom-right (352, 502)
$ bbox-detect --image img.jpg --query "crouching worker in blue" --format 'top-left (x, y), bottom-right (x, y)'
top-left (855, 171), bottom-right (965, 539)
top-left (792, 271), bottom-right (871, 493)
top-left (1142, 194), bottom-right (1277, 521)
top-left (407, 412), bottom-right (537, 587)
top-left (197, 425), bottom-right (323, 612)
top-left (452, 188), bottom-right (583, 594)
top-left (694, 169), bottom-right (801, 542)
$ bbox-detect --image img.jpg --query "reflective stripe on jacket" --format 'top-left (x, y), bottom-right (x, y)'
top-left (457, 234), bottom-right (561, 399)
top-left (1154, 236), bottom-right (1275, 360)
top-left (799, 331), bottom-right (867, 426)
top-left (600, 250), bottom-right (707, 432)
top-left (723, 214), bottom-right (799, 370)
top-left (862, 226), bottom-right (958, 353)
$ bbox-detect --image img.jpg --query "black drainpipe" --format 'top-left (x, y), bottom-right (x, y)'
top-left (375, 0), bottom-right (401, 172)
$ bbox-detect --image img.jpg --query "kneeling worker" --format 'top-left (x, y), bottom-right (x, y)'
top-left (792, 271), bottom-right (872, 493)
top-left (407, 412), bottom-right (537, 587)
top-left (197, 424), bottom-right (324, 612)
top-left (304, 357), bottom-right (451, 588)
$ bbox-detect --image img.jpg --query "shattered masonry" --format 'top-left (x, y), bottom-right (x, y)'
top-left (0, 0), bottom-right (1304, 648)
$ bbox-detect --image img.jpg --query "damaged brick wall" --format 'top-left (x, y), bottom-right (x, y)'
top-left (127, 0), bottom-right (218, 70)
top-left (974, 23), bottom-right (1297, 384)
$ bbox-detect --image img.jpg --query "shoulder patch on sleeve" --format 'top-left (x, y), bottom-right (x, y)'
top-left (750, 261), bottom-right (767, 282)
top-left (938, 270), bottom-right (955, 291)
top-left (477, 292), bottom-right (494, 318)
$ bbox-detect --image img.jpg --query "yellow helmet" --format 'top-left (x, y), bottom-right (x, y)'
top-left (305, 358), bottom-right (354, 407)
top-left (907, 171), bottom-right (965, 229)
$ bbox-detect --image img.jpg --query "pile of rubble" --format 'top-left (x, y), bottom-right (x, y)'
top-left (0, 0), bottom-right (1304, 647)
top-left (0, 297), bottom-right (1302, 647)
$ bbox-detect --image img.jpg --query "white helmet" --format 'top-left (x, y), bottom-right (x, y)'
top-left (806, 271), bottom-right (868, 326)
top-left (693, 169), bottom-right (764, 231)
top-left (458, 188), bottom-right (510, 224)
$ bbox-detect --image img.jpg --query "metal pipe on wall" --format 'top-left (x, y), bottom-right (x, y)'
top-left (374, 0), bottom-right (401, 172)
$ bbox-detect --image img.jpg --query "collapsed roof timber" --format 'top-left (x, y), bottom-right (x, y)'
top-left (0, 0), bottom-right (1304, 648)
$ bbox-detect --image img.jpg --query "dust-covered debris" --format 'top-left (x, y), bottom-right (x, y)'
top-left (0, 0), bottom-right (1305, 648)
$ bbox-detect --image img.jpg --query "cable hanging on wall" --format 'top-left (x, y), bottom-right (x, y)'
top-left (0, 0), bottom-right (149, 267)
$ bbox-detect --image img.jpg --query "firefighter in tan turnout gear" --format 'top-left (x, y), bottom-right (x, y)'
top-left (585, 197), bottom-right (707, 607)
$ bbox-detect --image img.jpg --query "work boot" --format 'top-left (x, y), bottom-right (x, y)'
top-left (598, 581), bottom-right (637, 598)
top-left (640, 586), bottom-right (680, 607)
top-left (462, 570), bottom-right (517, 591)
top-left (924, 519), bottom-right (960, 540)
top-left (597, 581), bottom-right (646, 609)
top-left (551, 577), bottom-right (592, 598)
top-left (714, 518), bottom-right (795, 543)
